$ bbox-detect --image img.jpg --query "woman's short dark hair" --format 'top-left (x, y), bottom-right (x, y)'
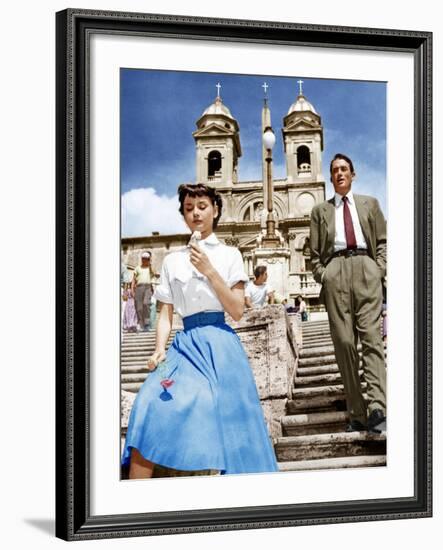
top-left (254, 265), bottom-right (267, 279)
top-left (177, 183), bottom-right (223, 229)
top-left (329, 153), bottom-right (355, 175)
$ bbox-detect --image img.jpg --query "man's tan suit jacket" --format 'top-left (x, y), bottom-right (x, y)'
top-left (309, 194), bottom-right (387, 290)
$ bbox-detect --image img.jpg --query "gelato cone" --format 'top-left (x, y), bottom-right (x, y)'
top-left (189, 230), bottom-right (202, 246)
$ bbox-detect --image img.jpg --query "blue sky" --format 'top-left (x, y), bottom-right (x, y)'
top-left (121, 69), bottom-right (386, 237)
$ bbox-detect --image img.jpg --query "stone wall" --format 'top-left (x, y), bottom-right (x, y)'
top-left (227, 304), bottom-right (299, 439)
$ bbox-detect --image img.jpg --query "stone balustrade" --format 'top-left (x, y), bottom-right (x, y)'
top-left (289, 271), bottom-right (322, 297)
top-left (226, 304), bottom-right (300, 439)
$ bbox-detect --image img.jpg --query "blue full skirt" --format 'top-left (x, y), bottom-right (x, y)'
top-left (121, 312), bottom-right (279, 475)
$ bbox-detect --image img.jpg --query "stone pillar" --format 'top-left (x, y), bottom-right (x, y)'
top-left (252, 247), bottom-right (291, 299)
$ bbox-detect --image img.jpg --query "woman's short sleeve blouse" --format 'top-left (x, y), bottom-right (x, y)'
top-left (153, 233), bottom-right (249, 318)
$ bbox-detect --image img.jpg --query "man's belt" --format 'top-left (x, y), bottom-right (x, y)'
top-left (328, 248), bottom-right (368, 263)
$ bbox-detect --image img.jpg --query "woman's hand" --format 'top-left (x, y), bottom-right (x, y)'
top-left (189, 243), bottom-right (215, 277)
top-left (147, 350), bottom-right (166, 372)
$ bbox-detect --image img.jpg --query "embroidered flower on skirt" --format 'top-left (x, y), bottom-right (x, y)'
top-left (160, 378), bottom-right (174, 389)
top-left (156, 360), bottom-right (175, 400)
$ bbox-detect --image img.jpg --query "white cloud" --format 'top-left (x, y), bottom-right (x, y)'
top-left (122, 187), bottom-right (188, 238)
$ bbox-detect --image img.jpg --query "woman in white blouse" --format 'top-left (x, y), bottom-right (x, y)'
top-left (122, 184), bottom-right (279, 478)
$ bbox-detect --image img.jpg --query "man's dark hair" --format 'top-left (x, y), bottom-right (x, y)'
top-left (254, 265), bottom-right (267, 279)
top-left (177, 183), bottom-right (223, 229)
top-left (329, 153), bottom-right (355, 175)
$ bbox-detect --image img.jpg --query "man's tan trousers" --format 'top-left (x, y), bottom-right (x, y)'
top-left (322, 253), bottom-right (386, 424)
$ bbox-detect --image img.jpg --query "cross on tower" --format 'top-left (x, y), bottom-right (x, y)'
top-left (262, 82), bottom-right (269, 96)
top-left (216, 82), bottom-right (221, 97)
top-left (297, 79), bottom-right (304, 96)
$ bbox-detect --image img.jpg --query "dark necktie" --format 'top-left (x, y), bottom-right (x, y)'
top-left (342, 195), bottom-right (357, 249)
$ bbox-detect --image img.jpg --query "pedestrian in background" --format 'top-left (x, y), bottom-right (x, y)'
top-left (245, 266), bottom-right (275, 308)
top-left (132, 251), bottom-right (154, 332)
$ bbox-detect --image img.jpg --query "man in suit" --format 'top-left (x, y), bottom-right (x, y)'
top-left (309, 153), bottom-right (386, 433)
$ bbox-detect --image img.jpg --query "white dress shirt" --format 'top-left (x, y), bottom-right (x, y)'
top-left (334, 190), bottom-right (368, 251)
top-left (154, 232), bottom-right (249, 318)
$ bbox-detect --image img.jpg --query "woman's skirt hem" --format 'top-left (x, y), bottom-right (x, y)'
top-left (122, 444), bottom-right (225, 473)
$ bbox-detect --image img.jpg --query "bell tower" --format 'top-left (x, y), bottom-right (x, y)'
top-left (282, 80), bottom-right (325, 184)
top-left (193, 84), bottom-right (242, 188)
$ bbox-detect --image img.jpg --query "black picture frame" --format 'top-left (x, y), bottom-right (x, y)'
top-left (55, 8), bottom-right (432, 541)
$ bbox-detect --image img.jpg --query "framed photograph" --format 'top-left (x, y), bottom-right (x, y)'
top-left (56, 9), bottom-right (432, 541)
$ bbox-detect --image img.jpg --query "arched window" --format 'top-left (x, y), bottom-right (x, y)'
top-left (208, 150), bottom-right (222, 177)
top-left (297, 145), bottom-right (311, 173)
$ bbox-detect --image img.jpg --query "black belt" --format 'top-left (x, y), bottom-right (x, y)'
top-left (328, 248), bottom-right (368, 263)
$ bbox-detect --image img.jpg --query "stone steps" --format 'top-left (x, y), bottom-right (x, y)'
top-left (294, 370), bottom-right (363, 388)
top-left (124, 382), bottom-right (147, 393)
top-left (292, 382), bottom-right (367, 400)
top-left (302, 332), bottom-right (330, 338)
top-left (298, 354), bottom-right (338, 367)
top-left (301, 330), bottom-right (330, 338)
top-left (121, 348), bottom-right (156, 355)
top-left (301, 340), bottom-right (334, 349)
top-left (299, 344), bottom-right (363, 359)
top-left (123, 335), bottom-right (158, 341)
top-left (299, 345), bottom-right (336, 359)
top-left (121, 339), bottom-right (174, 349)
top-left (274, 318), bottom-right (385, 470)
top-left (281, 411), bottom-right (348, 436)
top-left (278, 455), bottom-right (386, 471)
top-left (122, 372), bottom-right (150, 384)
top-left (287, 394), bottom-right (349, 413)
top-left (298, 353), bottom-right (384, 369)
top-left (121, 342), bottom-right (168, 350)
top-left (302, 334), bottom-right (331, 341)
top-left (121, 350), bottom-right (156, 358)
top-left (275, 432), bottom-right (386, 462)
top-left (121, 329), bottom-right (177, 393)
top-left (302, 328), bottom-right (331, 335)
top-left (297, 364), bottom-right (361, 376)
top-left (121, 359), bottom-right (155, 367)
top-left (121, 358), bottom-right (152, 366)
top-left (122, 364), bottom-right (151, 374)
top-left (303, 324), bottom-right (330, 330)
top-left (121, 360), bottom-right (153, 368)
top-left (301, 336), bottom-right (332, 343)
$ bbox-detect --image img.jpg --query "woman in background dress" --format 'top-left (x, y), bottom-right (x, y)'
top-left (122, 284), bottom-right (138, 332)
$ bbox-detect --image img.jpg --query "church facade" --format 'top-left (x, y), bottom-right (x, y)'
top-left (122, 86), bottom-right (326, 308)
